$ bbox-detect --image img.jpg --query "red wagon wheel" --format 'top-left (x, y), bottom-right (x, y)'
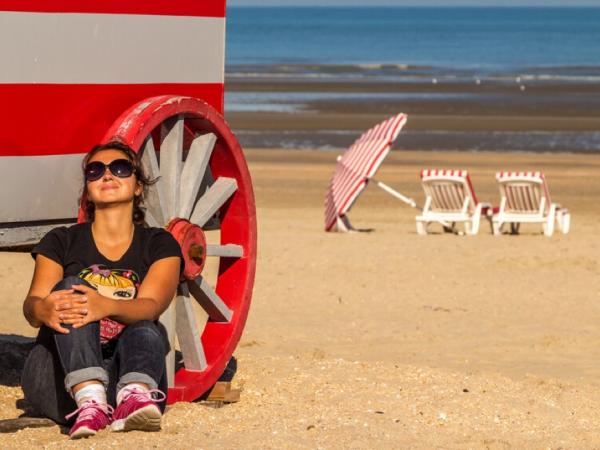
top-left (80, 95), bottom-right (256, 403)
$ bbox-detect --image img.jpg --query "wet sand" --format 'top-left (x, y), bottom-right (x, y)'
top-left (1, 148), bottom-right (600, 448)
top-left (225, 77), bottom-right (600, 152)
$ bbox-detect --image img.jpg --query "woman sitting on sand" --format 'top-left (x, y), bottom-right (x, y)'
top-left (21, 141), bottom-right (182, 439)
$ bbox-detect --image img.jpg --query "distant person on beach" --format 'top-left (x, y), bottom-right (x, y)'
top-left (20, 141), bottom-right (182, 439)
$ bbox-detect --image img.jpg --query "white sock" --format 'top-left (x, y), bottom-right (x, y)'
top-left (116, 383), bottom-right (148, 405)
top-left (74, 383), bottom-right (107, 408)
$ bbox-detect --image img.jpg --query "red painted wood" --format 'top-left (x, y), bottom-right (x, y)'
top-left (166, 218), bottom-right (207, 280)
top-left (0, 0), bottom-right (226, 17)
top-left (88, 96), bottom-right (256, 403)
top-left (0, 84), bottom-right (223, 157)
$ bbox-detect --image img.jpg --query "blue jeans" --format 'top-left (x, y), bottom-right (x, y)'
top-left (21, 276), bottom-right (169, 425)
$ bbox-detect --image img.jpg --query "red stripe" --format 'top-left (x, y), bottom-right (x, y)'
top-left (334, 118), bottom-right (389, 206)
top-left (0, 83), bottom-right (223, 156)
top-left (364, 116), bottom-right (404, 177)
top-left (463, 172), bottom-right (478, 205)
top-left (324, 113), bottom-right (407, 230)
top-left (338, 180), bottom-right (366, 215)
top-left (0, 0), bottom-right (225, 17)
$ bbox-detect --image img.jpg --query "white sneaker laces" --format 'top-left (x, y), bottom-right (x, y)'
top-left (121, 387), bottom-right (167, 404)
top-left (66, 399), bottom-right (114, 421)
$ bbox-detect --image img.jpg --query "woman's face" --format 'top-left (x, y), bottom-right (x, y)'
top-left (85, 149), bottom-right (142, 207)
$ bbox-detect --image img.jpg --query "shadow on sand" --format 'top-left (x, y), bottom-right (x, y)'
top-left (0, 334), bottom-right (56, 432)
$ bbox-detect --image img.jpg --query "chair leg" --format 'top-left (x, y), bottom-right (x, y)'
top-left (469, 210), bottom-right (482, 235)
top-left (560, 211), bottom-right (571, 234)
top-left (416, 220), bottom-right (427, 235)
top-left (556, 209), bottom-right (571, 234)
top-left (543, 205), bottom-right (556, 237)
top-left (492, 220), bottom-right (502, 236)
top-left (510, 223), bottom-right (520, 234)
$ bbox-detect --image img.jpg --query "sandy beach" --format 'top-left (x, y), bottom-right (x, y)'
top-left (1, 147), bottom-right (599, 448)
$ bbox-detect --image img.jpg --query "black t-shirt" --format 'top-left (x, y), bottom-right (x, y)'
top-left (32, 223), bottom-right (183, 342)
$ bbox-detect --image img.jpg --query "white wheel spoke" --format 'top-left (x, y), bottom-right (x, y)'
top-left (178, 133), bottom-right (217, 220)
top-left (158, 301), bottom-right (177, 387)
top-left (187, 277), bottom-right (233, 323)
top-left (160, 116), bottom-right (184, 221)
top-left (175, 285), bottom-right (207, 371)
top-left (206, 244), bottom-right (243, 258)
top-left (190, 177), bottom-right (237, 227)
top-left (144, 209), bottom-right (160, 228)
top-left (140, 137), bottom-right (168, 226)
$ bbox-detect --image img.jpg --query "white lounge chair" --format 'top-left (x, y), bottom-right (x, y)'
top-left (492, 171), bottom-right (570, 237)
top-left (416, 169), bottom-right (491, 235)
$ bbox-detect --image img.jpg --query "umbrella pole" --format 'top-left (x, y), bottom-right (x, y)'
top-left (336, 215), bottom-right (355, 232)
top-left (374, 179), bottom-right (461, 234)
top-left (374, 180), bottom-right (417, 208)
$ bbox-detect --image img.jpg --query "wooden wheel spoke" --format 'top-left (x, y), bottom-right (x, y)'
top-left (141, 137), bottom-right (168, 226)
top-left (160, 116), bottom-right (184, 221)
top-left (187, 277), bottom-right (232, 323)
top-left (144, 209), bottom-right (161, 228)
top-left (178, 133), bottom-right (217, 220)
top-left (102, 96), bottom-right (256, 403)
top-left (190, 177), bottom-right (237, 227)
top-left (158, 301), bottom-right (176, 388)
top-left (175, 285), bottom-right (207, 371)
top-left (206, 244), bottom-right (243, 258)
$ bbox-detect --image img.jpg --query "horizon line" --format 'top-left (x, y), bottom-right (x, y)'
top-left (228, 4), bottom-right (600, 7)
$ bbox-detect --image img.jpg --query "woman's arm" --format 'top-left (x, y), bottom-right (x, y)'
top-left (24, 255), bottom-right (87, 333)
top-left (68, 256), bottom-right (181, 327)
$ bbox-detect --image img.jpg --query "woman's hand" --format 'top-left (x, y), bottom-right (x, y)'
top-left (37, 289), bottom-right (88, 334)
top-left (67, 284), bottom-right (112, 328)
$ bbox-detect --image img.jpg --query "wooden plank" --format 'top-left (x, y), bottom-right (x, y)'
top-left (205, 382), bottom-right (240, 403)
top-left (206, 244), bottom-right (243, 258)
top-left (190, 177), bottom-right (237, 227)
top-left (0, 221), bottom-right (75, 249)
top-left (175, 287), bottom-right (207, 371)
top-left (187, 277), bottom-right (232, 323)
top-left (140, 137), bottom-right (167, 226)
top-left (160, 116), bottom-right (184, 221)
top-left (178, 133), bottom-right (216, 220)
top-left (158, 301), bottom-right (176, 388)
top-left (144, 209), bottom-right (160, 228)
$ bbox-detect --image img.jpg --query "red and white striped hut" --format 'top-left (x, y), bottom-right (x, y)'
top-left (0, 1), bottom-right (256, 404)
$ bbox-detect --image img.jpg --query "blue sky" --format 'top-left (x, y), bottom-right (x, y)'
top-left (229, 0), bottom-right (600, 5)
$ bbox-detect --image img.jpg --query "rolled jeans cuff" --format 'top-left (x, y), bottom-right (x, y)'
top-left (117, 372), bottom-right (159, 393)
top-left (65, 367), bottom-right (109, 395)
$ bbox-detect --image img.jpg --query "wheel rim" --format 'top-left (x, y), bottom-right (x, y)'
top-left (80, 95), bottom-right (256, 403)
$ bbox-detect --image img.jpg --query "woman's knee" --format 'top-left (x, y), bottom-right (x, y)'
top-left (51, 276), bottom-right (93, 292)
top-left (121, 320), bottom-right (161, 340)
top-left (120, 321), bottom-right (168, 351)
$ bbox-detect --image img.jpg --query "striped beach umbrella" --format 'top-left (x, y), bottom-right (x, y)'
top-left (324, 113), bottom-right (408, 232)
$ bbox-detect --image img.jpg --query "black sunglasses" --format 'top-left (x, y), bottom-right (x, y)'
top-left (84, 159), bottom-right (135, 182)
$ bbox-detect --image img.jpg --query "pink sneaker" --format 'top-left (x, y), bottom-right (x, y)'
top-left (66, 400), bottom-right (113, 439)
top-left (111, 388), bottom-right (166, 432)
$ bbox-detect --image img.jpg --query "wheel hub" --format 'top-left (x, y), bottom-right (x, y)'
top-left (166, 218), bottom-right (207, 280)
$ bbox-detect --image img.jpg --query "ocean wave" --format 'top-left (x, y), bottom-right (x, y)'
top-left (226, 63), bottom-right (433, 79)
top-left (226, 62), bottom-right (600, 84)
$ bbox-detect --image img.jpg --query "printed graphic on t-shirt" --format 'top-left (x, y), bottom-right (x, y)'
top-left (78, 264), bottom-right (141, 343)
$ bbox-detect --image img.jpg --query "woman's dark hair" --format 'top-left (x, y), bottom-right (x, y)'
top-left (81, 140), bottom-right (156, 225)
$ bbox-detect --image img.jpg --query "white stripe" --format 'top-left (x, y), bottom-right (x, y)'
top-left (325, 114), bottom-right (406, 228)
top-left (0, 154), bottom-right (83, 222)
top-left (0, 12), bottom-right (224, 84)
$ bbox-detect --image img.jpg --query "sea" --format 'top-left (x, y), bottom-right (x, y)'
top-left (224, 7), bottom-right (600, 152)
